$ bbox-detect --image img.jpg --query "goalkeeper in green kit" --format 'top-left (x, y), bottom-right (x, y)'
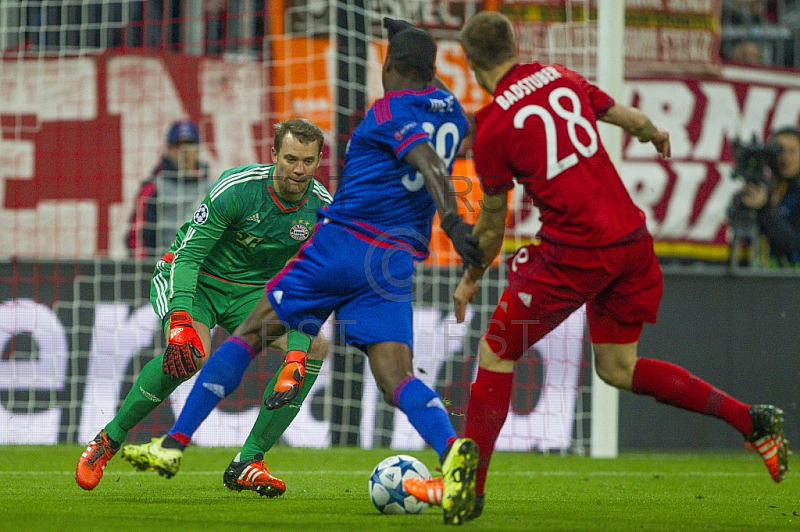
top-left (76, 118), bottom-right (332, 496)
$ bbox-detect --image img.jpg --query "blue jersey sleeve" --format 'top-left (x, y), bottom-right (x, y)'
top-left (368, 95), bottom-right (431, 161)
top-left (326, 88), bottom-right (470, 259)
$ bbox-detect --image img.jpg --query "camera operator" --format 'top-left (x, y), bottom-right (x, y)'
top-left (739, 126), bottom-right (800, 266)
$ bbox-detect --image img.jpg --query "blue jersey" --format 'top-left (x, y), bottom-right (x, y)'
top-left (323, 86), bottom-right (469, 258)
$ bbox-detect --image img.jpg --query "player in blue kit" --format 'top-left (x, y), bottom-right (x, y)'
top-left (144, 19), bottom-right (484, 525)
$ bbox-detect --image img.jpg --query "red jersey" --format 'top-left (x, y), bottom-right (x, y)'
top-left (473, 62), bottom-right (646, 247)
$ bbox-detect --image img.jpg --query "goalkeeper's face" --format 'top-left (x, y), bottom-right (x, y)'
top-left (272, 133), bottom-right (323, 201)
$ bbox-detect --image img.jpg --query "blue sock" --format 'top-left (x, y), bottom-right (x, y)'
top-left (394, 377), bottom-right (457, 460)
top-left (169, 337), bottom-right (253, 441)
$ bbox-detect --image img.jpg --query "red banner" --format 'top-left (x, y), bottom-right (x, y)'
top-left (0, 51), bottom-right (276, 258)
top-left (622, 66), bottom-right (800, 260)
top-left (1, 50), bottom-right (798, 262)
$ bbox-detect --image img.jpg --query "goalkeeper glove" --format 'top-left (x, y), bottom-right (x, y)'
top-left (383, 17), bottom-right (415, 40)
top-left (264, 350), bottom-right (307, 410)
top-left (162, 311), bottom-right (206, 380)
top-left (441, 213), bottom-right (484, 269)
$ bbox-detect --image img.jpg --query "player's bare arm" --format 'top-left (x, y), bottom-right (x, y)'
top-left (601, 104), bottom-right (671, 158)
top-left (403, 141), bottom-right (459, 217)
top-left (454, 191), bottom-right (508, 323)
top-left (402, 142), bottom-right (484, 268)
top-left (468, 191), bottom-right (508, 277)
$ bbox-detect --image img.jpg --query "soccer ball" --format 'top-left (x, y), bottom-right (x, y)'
top-left (368, 454), bottom-right (432, 515)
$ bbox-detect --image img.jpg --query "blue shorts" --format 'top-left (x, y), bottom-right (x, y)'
top-left (266, 220), bottom-right (415, 352)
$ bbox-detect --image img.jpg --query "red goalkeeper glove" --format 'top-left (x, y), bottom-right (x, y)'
top-left (162, 311), bottom-right (206, 380)
top-left (264, 350), bottom-right (307, 410)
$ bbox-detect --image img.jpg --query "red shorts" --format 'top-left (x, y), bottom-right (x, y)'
top-left (485, 232), bottom-right (663, 360)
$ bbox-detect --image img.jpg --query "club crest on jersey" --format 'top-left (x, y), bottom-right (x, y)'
top-left (193, 204), bottom-right (209, 224)
top-left (289, 224), bottom-right (310, 241)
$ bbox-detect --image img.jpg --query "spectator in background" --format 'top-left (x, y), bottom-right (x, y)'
top-left (728, 39), bottom-right (766, 65)
top-left (740, 126), bottom-right (800, 266)
top-left (127, 120), bottom-right (210, 258)
top-left (722, 0), bottom-right (777, 25)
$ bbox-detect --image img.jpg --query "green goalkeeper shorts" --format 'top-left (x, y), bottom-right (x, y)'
top-left (150, 264), bottom-right (265, 336)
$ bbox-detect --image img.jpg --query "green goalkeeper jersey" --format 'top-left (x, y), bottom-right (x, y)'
top-left (163, 163), bottom-right (332, 314)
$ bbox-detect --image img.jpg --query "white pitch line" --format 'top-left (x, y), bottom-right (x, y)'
top-left (0, 470), bottom-right (766, 477)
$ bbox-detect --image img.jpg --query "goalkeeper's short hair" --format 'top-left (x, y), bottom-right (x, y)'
top-left (274, 118), bottom-right (325, 154)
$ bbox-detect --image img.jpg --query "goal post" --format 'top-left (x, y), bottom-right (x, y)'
top-left (502, 0), bottom-right (624, 457)
top-left (591, 0), bottom-right (625, 459)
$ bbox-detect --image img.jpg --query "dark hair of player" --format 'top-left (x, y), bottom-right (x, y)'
top-left (274, 118), bottom-right (325, 154)
top-left (387, 27), bottom-right (437, 83)
top-left (460, 11), bottom-right (517, 71)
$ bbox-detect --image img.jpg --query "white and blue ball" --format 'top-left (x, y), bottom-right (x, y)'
top-left (368, 454), bottom-right (431, 515)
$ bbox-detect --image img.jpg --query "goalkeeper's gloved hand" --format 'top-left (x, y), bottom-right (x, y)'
top-left (162, 311), bottom-right (206, 380)
top-left (441, 213), bottom-right (484, 270)
top-left (264, 350), bottom-right (307, 410)
top-left (383, 17), bottom-right (415, 40)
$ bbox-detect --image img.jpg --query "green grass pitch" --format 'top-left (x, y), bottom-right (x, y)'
top-left (1, 445), bottom-right (798, 531)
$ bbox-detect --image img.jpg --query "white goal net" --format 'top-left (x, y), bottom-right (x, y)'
top-left (0, 0), bottom-right (603, 455)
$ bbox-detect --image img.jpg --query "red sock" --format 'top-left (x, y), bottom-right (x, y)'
top-left (464, 367), bottom-right (514, 495)
top-left (631, 358), bottom-right (752, 436)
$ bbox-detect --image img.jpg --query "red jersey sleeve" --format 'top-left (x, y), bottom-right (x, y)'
top-left (556, 65), bottom-right (615, 118)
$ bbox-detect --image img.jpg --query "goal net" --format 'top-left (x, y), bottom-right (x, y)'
top-left (0, 0), bottom-right (599, 455)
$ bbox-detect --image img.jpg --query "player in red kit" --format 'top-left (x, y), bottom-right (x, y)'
top-left (404, 11), bottom-right (789, 521)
